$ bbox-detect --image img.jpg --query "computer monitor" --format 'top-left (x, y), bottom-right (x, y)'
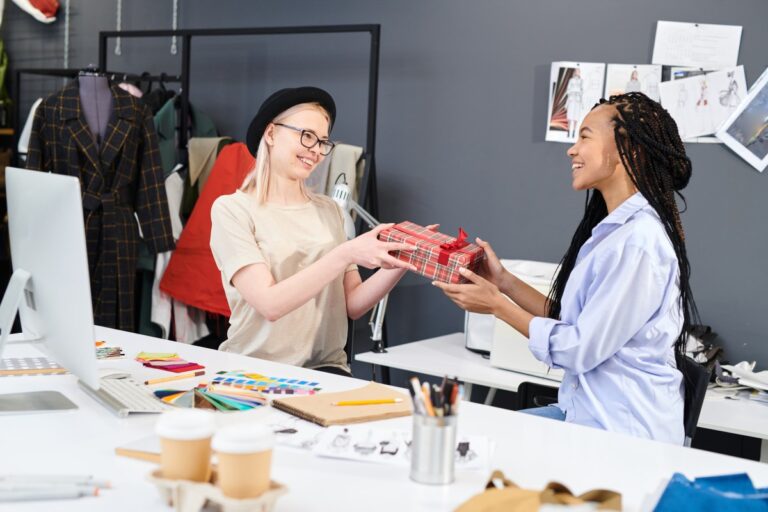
top-left (0, 167), bottom-right (99, 410)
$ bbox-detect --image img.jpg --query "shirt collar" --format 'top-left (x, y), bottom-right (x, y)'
top-left (595, 192), bottom-right (650, 231)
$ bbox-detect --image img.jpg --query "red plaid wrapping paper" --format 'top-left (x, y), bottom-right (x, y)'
top-left (378, 222), bottom-right (485, 284)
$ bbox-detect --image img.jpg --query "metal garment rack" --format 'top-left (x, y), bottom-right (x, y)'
top-left (12, 68), bottom-right (182, 163)
top-left (97, 25), bottom-right (387, 377)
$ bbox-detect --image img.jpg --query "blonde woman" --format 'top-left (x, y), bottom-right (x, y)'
top-left (211, 87), bottom-right (417, 376)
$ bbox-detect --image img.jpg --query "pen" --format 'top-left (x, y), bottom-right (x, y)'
top-left (409, 377), bottom-right (426, 415)
top-left (0, 475), bottom-right (110, 488)
top-left (144, 370), bottom-right (205, 385)
top-left (422, 382), bottom-right (435, 416)
top-left (0, 487), bottom-right (99, 502)
top-left (332, 398), bottom-right (403, 406)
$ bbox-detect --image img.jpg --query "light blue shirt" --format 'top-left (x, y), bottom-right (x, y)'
top-left (529, 192), bottom-right (685, 444)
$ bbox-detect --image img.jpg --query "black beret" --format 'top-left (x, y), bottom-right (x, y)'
top-left (245, 86), bottom-right (336, 157)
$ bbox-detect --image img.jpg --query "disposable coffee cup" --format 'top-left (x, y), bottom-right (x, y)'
top-left (155, 409), bottom-right (216, 482)
top-left (212, 423), bottom-right (275, 499)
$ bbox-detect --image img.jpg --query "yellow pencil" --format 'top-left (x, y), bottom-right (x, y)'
top-left (144, 370), bottom-right (205, 385)
top-left (331, 398), bottom-right (404, 406)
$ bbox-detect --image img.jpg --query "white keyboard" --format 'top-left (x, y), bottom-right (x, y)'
top-left (79, 377), bottom-right (170, 417)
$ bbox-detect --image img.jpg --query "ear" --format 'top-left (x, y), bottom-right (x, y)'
top-left (264, 123), bottom-right (276, 147)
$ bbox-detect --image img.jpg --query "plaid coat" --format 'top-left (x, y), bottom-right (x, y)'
top-left (26, 80), bottom-right (175, 330)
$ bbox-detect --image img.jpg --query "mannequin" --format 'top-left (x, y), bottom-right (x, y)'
top-left (78, 71), bottom-right (113, 148)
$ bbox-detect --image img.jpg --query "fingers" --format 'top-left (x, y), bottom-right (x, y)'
top-left (476, 237), bottom-right (499, 259)
top-left (370, 223), bottom-right (395, 236)
top-left (425, 223), bottom-right (440, 232)
top-left (383, 254), bottom-right (416, 271)
top-left (458, 267), bottom-right (486, 285)
top-left (384, 242), bottom-right (416, 253)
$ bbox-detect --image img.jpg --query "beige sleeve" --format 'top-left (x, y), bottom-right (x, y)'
top-left (330, 199), bottom-right (358, 274)
top-left (210, 197), bottom-right (267, 285)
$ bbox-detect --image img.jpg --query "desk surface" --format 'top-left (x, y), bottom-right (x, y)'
top-left (356, 333), bottom-right (768, 442)
top-left (2, 327), bottom-right (767, 512)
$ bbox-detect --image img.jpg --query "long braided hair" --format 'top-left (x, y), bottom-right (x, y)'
top-left (547, 92), bottom-right (698, 372)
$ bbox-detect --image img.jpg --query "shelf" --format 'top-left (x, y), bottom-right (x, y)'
top-left (0, 129), bottom-right (14, 136)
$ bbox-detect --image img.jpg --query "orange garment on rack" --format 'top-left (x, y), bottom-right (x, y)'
top-left (160, 142), bottom-right (254, 316)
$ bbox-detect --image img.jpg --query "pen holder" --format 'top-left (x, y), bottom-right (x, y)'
top-left (410, 414), bottom-right (457, 485)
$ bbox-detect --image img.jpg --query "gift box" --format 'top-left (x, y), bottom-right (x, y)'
top-left (378, 222), bottom-right (485, 284)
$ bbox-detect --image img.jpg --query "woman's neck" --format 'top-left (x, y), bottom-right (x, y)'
top-left (266, 172), bottom-right (308, 205)
top-left (600, 181), bottom-right (637, 213)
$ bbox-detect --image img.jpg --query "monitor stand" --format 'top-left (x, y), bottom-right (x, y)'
top-left (0, 269), bottom-right (78, 413)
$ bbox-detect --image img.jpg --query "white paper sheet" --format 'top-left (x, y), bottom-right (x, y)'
top-left (311, 425), bottom-right (492, 471)
top-left (652, 21), bottom-right (742, 68)
top-left (716, 66), bottom-right (768, 172)
top-left (659, 66), bottom-right (746, 139)
top-left (546, 61), bottom-right (606, 144)
top-left (605, 64), bottom-right (662, 102)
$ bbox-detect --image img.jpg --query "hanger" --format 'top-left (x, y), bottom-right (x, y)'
top-left (78, 64), bottom-right (105, 78)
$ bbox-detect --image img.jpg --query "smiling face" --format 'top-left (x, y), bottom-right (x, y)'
top-left (264, 104), bottom-right (331, 181)
top-left (566, 105), bottom-right (630, 193)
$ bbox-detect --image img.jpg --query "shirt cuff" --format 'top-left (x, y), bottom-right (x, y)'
top-left (528, 316), bottom-right (559, 368)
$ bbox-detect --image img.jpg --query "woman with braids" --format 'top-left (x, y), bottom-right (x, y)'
top-left (435, 92), bottom-right (696, 444)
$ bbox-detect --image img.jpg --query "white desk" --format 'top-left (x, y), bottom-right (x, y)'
top-left (3, 327), bottom-right (768, 512)
top-left (356, 332), bottom-right (768, 462)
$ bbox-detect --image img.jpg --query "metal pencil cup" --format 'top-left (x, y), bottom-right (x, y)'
top-left (410, 414), bottom-right (457, 485)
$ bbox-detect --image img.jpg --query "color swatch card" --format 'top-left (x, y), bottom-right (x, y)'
top-left (136, 352), bottom-right (204, 373)
top-left (211, 370), bottom-right (322, 395)
top-left (0, 357), bottom-right (67, 377)
top-left (96, 346), bottom-right (125, 360)
top-left (154, 384), bottom-right (267, 412)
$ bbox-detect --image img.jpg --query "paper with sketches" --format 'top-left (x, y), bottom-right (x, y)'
top-left (546, 61), bottom-right (606, 143)
top-left (660, 66), bottom-right (746, 139)
top-left (716, 67), bottom-right (768, 172)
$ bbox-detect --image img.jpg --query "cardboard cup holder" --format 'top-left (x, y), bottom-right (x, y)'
top-left (147, 469), bottom-right (287, 512)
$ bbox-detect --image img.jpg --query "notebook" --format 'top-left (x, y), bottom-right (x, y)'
top-left (271, 382), bottom-right (412, 427)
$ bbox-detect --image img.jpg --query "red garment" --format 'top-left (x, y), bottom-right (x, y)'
top-left (29, 0), bottom-right (59, 17)
top-left (160, 143), bottom-right (254, 316)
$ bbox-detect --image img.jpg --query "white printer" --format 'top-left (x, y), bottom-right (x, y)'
top-left (464, 259), bottom-right (563, 381)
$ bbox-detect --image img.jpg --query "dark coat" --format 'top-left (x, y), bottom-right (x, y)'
top-left (26, 80), bottom-right (175, 330)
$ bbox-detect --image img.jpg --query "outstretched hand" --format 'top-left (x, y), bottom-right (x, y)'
top-left (432, 267), bottom-right (503, 314)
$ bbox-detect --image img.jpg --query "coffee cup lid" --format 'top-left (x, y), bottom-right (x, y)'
top-left (212, 424), bottom-right (275, 453)
top-left (155, 409), bottom-right (216, 440)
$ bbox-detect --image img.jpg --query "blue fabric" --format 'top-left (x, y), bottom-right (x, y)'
top-left (654, 473), bottom-right (768, 512)
top-left (528, 192), bottom-right (685, 444)
top-left (518, 405), bottom-right (566, 421)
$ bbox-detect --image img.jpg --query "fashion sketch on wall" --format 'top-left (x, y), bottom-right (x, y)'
top-left (716, 67), bottom-right (768, 172)
top-left (659, 66), bottom-right (746, 141)
top-left (604, 64), bottom-right (662, 102)
top-left (665, 67), bottom-right (720, 143)
top-left (546, 62), bottom-right (606, 143)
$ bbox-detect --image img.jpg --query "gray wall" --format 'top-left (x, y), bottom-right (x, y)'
top-left (4, 1), bottom-right (768, 366)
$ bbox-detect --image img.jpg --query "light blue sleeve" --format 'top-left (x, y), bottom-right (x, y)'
top-left (528, 245), bottom-right (666, 374)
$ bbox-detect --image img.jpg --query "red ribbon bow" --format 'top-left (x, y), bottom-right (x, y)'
top-left (438, 227), bottom-right (469, 265)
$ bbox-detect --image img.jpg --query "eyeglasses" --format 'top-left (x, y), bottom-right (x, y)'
top-left (273, 123), bottom-right (336, 156)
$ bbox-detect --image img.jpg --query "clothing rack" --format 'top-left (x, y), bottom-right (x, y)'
top-left (12, 67), bottom-right (182, 163)
top-left (97, 25), bottom-right (385, 373)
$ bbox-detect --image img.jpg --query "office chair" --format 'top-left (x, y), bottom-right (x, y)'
top-left (681, 356), bottom-right (712, 447)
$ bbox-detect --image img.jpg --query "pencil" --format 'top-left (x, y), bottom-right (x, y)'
top-left (144, 370), bottom-right (205, 385)
top-left (422, 382), bottom-right (435, 416)
top-left (331, 398), bottom-right (403, 406)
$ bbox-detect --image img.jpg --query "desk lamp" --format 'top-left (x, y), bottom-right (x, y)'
top-left (331, 174), bottom-right (388, 353)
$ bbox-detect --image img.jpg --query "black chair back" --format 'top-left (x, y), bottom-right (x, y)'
top-left (681, 356), bottom-right (711, 446)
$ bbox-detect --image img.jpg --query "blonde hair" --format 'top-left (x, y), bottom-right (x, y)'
top-left (240, 102), bottom-right (331, 204)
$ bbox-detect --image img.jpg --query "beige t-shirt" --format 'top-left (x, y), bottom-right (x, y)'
top-left (210, 190), bottom-right (356, 370)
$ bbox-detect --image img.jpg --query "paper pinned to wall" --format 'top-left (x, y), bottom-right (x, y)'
top-left (652, 21), bottom-right (742, 68)
top-left (659, 66), bottom-right (747, 140)
top-left (716, 66), bottom-right (768, 172)
top-left (546, 61), bottom-right (606, 144)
